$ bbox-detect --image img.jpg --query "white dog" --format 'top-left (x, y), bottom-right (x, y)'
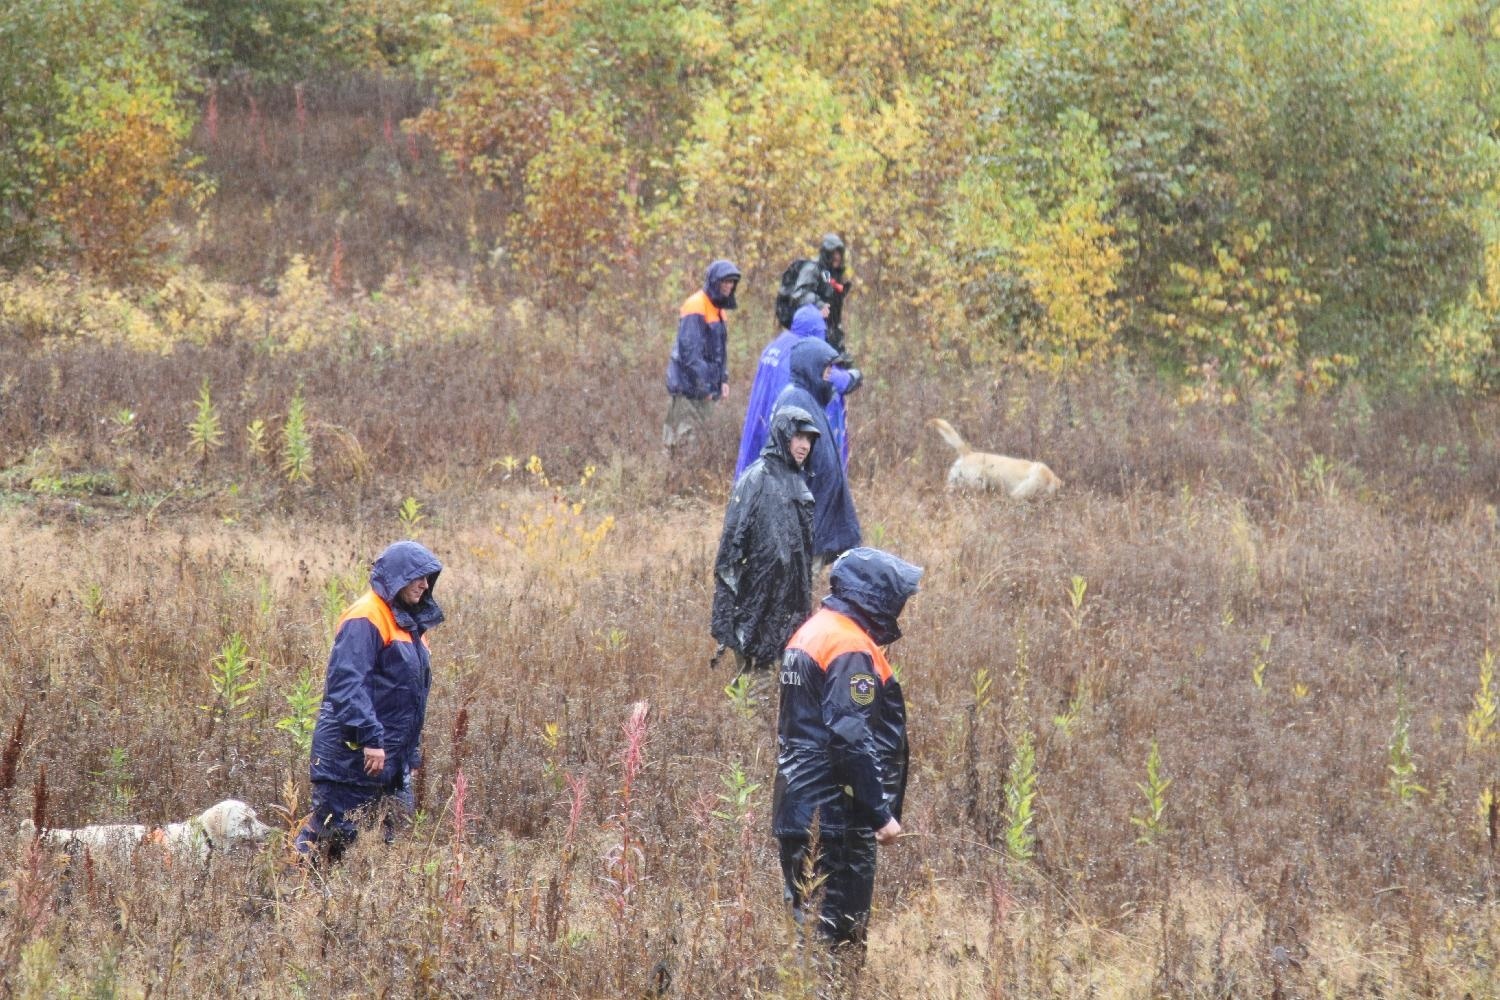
top-left (928, 418), bottom-right (1062, 498)
top-left (21, 798), bottom-right (272, 862)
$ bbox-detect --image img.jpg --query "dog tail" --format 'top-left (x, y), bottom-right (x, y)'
top-left (927, 418), bottom-right (971, 456)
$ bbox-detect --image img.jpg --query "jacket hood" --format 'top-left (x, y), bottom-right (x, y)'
top-left (704, 259), bottom-right (741, 309)
top-left (823, 547), bottom-right (923, 645)
top-left (789, 304), bottom-right (828, 341)
top-left (369, 540), bottom-right (445, 630)
top-left (788, 337), bottom-right (838, 405)
top-left (763, 404), bottom-right (820, 468)
top-left (818, 234), bottom-right (845, 272)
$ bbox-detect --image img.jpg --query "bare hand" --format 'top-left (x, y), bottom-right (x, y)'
top-left (720, 382), bottom-right (730, 399)
top-left (875, 818), bottom-right (902, 846)
top-left (363, 747), bottom-right (387, 776)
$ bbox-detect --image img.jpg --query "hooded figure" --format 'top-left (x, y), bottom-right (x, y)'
top-left (789, 234), bottom-right (851, 353)
top-left (666, 259), bottom-right (740, 401)
top-left (711, 406), bottom-right (821, 671)
top-left (299, 540), bottom-right (444, 860)
top-left (772, 547), bottom-right (924, 946)
top-left (733, 303), bottom-right (861, 479)
top-left (771, 337), bottom-right (860, 559)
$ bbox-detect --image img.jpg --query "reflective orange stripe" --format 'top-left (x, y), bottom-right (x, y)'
top-left (787, 609), bottom-right (892, 683)
top-left (680, 289), bottom-right (724, 326)
top-left (339, 590), bottom-right (411, 645)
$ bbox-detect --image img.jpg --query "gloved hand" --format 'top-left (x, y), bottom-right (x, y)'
top-left (843, 367), bottom-right (864, 393)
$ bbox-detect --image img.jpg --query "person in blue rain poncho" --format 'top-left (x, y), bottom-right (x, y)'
top-left (733, 302), bottom-right (862, 480)
top-left (771, 337), bottom-right (861, 566)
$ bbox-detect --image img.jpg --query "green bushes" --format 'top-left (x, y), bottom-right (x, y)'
top-left (0, 0), bottom-right (202, 277)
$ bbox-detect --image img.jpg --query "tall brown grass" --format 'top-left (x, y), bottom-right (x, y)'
top-left (2, 78), bottom-right (1499, 998)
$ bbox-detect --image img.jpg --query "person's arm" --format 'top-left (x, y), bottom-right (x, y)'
top-left (324, 618), bottom-right (386, 770)
top-left (714, 471), bottom-right (763, 596)
top-left (409, 655), bottom-right (431, 773)
top-left (826, 367), bottom-right (862, 396)
top-left (821, 649), bottom-right (893, 829)
top-left (677, 312), bottom-right (713, 397)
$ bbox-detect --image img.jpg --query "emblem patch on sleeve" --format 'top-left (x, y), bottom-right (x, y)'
top-left (849, 672), bottom-right (877, 707)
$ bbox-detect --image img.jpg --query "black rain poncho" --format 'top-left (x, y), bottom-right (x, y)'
top-left (710, 406), bottom-right (820, 663)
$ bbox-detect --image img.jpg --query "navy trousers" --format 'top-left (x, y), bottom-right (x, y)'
top-left (296, 771), bottom-right (414, 861)
top-left (778, 827), bottom-right (878, 946)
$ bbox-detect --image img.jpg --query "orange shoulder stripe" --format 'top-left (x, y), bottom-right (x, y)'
top-left (339, 590), bottom-right (412, 646)
top-left (787, 609), bottom-right (892, 683)
top-left (680, 289), bottom-right (724, 325)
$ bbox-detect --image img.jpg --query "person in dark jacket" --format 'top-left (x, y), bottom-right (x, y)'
top-left (772, 337), bottom-right (860, 564)
top-left (733, 302), bottom-right (862, 480)
top-left (789, 235), bottom-right (852, 354)
top-left (773, 547), bottom-right (923, 949)
top-left (664, 259), bottom-right (741, 450)
top-left (712, 405), bottom-right (821, 674)
top-left (296, 540), bottom-right (444, 861)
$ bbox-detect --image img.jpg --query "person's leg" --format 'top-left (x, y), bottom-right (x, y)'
top-left (381, 770), bottom-right (417, 844)
top-left (733, 649), bottom-right (774, 674)
top-left (297, 781), bottom-right (368, 863)
top-left (779, 836), bottom-right (814, 919)
top-left (816, 827), bottom-right (877, 948)
top-left (663, 396), bottom-right (688, 451)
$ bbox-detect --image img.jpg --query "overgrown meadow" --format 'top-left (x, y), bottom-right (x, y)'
top-left (3, 18), bottom-right (1500, 995)
top-left (5, 288), bottom-right (1500, 996)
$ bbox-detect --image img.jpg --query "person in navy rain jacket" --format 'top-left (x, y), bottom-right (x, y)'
top-left (297, 540), bottom-right (444, 861)
top-left (772, 337), bottom-right (860, 566)
top-left (733, 302), bottom-right (861, 480)
top-left (664, 259), bottom-right (741, 450)
top-left (773, 547), bottom-right (923, 952)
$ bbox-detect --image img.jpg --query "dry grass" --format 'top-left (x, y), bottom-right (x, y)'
top-left (2, 341), bottom-right (1500, 996)
top-left (3, 77), bottom-right (1500, 999)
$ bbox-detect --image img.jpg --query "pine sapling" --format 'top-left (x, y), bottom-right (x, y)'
top-left (1003, 730), bottom-right (1038, 863)
top-left (281, 392), bottom-right (313, 483)
top-left (186, 377), bottom-right (224, 468)
top-left (1131, 739), bottom-right (1173, 846)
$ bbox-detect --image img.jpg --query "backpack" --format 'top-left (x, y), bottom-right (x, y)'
top-left (773, 258), bottom-right (813, 330)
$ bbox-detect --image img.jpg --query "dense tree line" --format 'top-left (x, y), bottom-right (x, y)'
top-left (5, 0), bottom-right (1500, 392)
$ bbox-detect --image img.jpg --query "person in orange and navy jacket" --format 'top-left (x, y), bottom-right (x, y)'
top-left (663, 259), bottom-right (741, 450)
top-left (772, 547), bottom-right (923, 951)
top-left (296, 540), bottom-right (444, 862)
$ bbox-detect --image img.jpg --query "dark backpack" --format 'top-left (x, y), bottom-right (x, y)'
top-left (773, 258), bottom-right (813, 329)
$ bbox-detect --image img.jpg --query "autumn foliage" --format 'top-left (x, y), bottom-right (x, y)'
top-left (6, 0), bottom-right (1500, 387)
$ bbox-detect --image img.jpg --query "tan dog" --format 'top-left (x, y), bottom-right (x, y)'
top-left (928, 418), bottom-right (1062, 498)
top-left (21, 798), bottom-right (272, 862)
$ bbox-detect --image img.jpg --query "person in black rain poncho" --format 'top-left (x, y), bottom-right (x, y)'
top-left (789, 234), bottom-right (852, 355)
top-left (773, 547), bottom-right (923, 953)
top-left (771, 337), bottom-right (860, 568)
top-left (711, 406), bottom-right (822, 673)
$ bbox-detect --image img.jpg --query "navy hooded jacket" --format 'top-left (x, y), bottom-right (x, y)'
top-left (666, 260), bottom-right (740, 399)
top-left (310, 541), bottom-right (445, 788)
top-left (772, 548), bottom-right (923, 837)
top-left (772, 338), bottom-right (860, 558)
top-left (733, 304), bottom-right (858, 479)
